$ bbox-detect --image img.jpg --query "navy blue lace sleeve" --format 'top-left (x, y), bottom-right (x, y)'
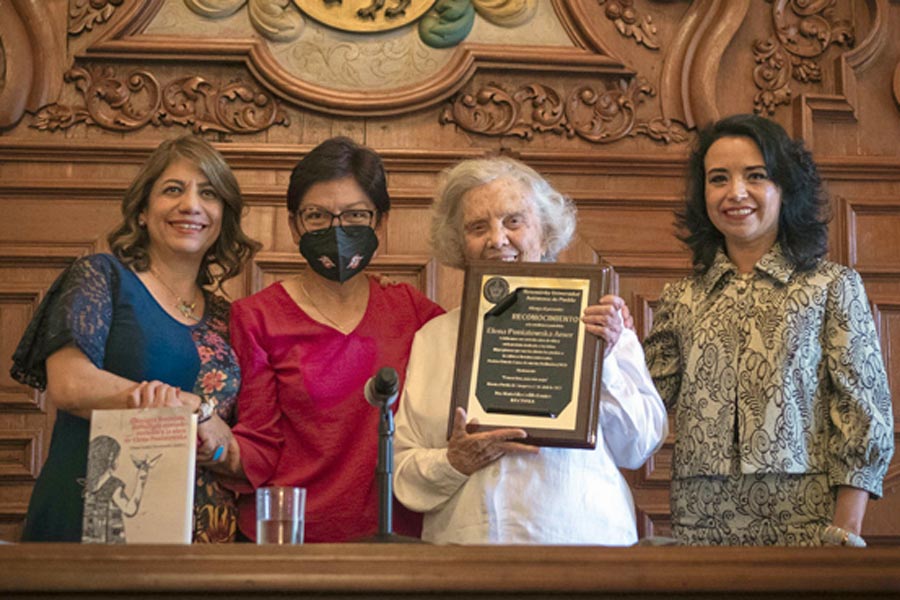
top-left (10, 254), bottom-right (117, 390)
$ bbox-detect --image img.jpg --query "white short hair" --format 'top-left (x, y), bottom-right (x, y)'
top-left (430, 157), bottom-right (577, 268)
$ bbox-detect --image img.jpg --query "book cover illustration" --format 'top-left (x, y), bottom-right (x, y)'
top-left (81, 407), bottom-right (197, 544)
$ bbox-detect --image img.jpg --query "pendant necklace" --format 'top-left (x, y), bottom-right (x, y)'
top-left (149, 267), bottom-right (201, 322)
top-left (298, 278), bottom-right (348, 332)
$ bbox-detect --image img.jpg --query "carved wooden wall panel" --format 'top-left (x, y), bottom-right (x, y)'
top-left (0, 428), bottom-right (42, 542)
top-left (845, 197), bottom-right (900, 277)
top-left (0, 190), bottom-right (116, 539)
top-left (0, 0), bottom-right (898, 544)
top-left (629, 424), bottom-right (675, 538)
top-left (874, 303), bottom-right (900, 415)
top-left (0, 284), bottom-right (45, 412)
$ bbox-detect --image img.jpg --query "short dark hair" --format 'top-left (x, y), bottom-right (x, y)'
top-left (286, 137), bottom-right (389, 221)
top-left (107, 135), bottom-right (261, 290)
top-left (678, 114), bottom-right (829, 272)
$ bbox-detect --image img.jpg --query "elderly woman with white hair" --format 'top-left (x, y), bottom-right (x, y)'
top-left (393, 157), bottom-right (667, 545)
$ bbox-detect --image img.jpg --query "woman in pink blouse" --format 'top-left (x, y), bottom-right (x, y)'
top-left (215, 138), bottom-right (443, 542)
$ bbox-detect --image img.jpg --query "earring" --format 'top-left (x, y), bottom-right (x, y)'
top-left (138, 217), bottom-right (146, 227)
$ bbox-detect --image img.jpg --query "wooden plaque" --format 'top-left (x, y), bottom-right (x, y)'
top-left (448, 261), bottom-right (610, 448)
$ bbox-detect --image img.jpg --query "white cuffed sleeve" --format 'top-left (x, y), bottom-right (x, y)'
top-left (598, 328), bottom-right (668, 470)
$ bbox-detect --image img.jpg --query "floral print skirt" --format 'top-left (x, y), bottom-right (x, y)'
top-left (193, 468), bottom-right (238, 543)
top-left (671, 472), bottom-right (834, 546)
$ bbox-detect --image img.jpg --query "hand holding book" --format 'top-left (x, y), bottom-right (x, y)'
top-left (125, 382), bottom-right (202, 412)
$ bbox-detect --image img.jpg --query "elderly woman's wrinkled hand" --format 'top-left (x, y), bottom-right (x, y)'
top-left (582, 294), bottom-right (628, 356)
top-left (446, 407), bottom-right (538, 475)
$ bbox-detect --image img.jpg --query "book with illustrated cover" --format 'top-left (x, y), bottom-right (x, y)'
top-left (81, 407), bottom-right (197, 544)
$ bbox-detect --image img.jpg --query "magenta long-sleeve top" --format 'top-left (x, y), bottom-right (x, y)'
top-left (229, 277), bottom-right (444, 542)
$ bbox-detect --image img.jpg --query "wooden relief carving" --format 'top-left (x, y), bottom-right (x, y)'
top-left (420, 0), bottom-right (540, 48)
top-left (78, 0), bottom-right (627, 116)
top-left (32, 66), bottom-right (290, 134)
top-left (753, 0), bottom-right (854, 116)
top-left (786, 0), bottom-right (889, 145)
top-left (597, 0), bottom-right (659, 50)
top-left (440, 80), bottom-right (687, 144)
top-left (182, 0), bottom-right (537, 48)
top-left (69, 0), bottom-right (125, 36)
top-left (299, 0), bottom-right (436, 32)
top-left (357, 0), bottom-right (419, 22)
top-left (1, 0), bottom-right (67, 131)
top-left (184, 0), bottom-right (305, 42)
top-left (659, 0), bottom-right (749, 129)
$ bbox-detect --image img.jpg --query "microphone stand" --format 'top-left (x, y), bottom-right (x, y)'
top-left (370, 401), bottom-right (423, 543)
top-left (360, 370), bottom-right (423, 544)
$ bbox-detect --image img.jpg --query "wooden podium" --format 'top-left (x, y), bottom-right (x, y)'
top-left (2, 543), bottom-right (900, 599)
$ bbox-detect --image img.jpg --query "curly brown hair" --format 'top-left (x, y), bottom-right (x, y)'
top-left (107, 135), bottom-right (261, 290)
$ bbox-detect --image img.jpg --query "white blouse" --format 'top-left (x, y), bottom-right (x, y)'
top-left (394, 308), bottom-right (668, 545)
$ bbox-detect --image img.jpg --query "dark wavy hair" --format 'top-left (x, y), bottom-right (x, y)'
top-left (678, 114), bottom-right (829, 272)
top-left (286, 137), bottom-right (389, 222)
top-left (107, 135), bottom-right (261, 290)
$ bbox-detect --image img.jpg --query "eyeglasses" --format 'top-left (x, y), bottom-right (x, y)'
top-left (297, 206), bottom-right (376, 232)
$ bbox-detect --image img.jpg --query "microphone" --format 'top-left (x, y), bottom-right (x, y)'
top-left (365, 367), bottom-right (399, 408)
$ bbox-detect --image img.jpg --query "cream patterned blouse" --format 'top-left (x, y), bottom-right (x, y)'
top-left (644, 244), bottom-right (894, 496)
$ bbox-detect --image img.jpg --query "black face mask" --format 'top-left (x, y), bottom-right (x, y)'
top-left (299, 226), bottom-right (378, 283)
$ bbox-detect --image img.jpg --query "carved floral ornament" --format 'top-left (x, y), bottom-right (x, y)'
top-left (597, 0), bottom-right (660, 50)
top-left (440, 79), bottom-right (687, 144)
top-left (183, 0), bottom-right (538, 48)
top-left (69, 0), bottom-right (125, 36)
top-left (39, 0), bottom-right (884, 141)
top-left (752, 0), bottom-right (854, 115)
top-left (31, 66), bottom-right (290, 134)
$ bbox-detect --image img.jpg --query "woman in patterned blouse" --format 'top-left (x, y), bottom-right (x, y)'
top-left (11, 135), bottom-right (260, 542)
top-left (644, 114), bottom-right (894, 546)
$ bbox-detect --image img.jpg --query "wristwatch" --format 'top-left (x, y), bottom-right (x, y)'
top-left (196, 399), bottom-right (214, 424)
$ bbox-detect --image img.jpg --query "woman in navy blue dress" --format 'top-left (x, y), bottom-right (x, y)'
top-left (11, 135), bottom-right (260, 542)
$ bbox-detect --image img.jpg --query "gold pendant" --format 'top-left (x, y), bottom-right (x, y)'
top-left (177, 301), bottom-right (197, 320)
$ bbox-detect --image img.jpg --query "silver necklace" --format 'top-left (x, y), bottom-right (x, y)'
top-left (149, 267), bottom-right (201, 321)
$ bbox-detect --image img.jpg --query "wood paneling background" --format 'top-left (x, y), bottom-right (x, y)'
top-left (0, 0), bottom-right (898, 544)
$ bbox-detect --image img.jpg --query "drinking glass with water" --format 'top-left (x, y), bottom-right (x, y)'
top-left (256, 486), bottom-right (305, 544)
